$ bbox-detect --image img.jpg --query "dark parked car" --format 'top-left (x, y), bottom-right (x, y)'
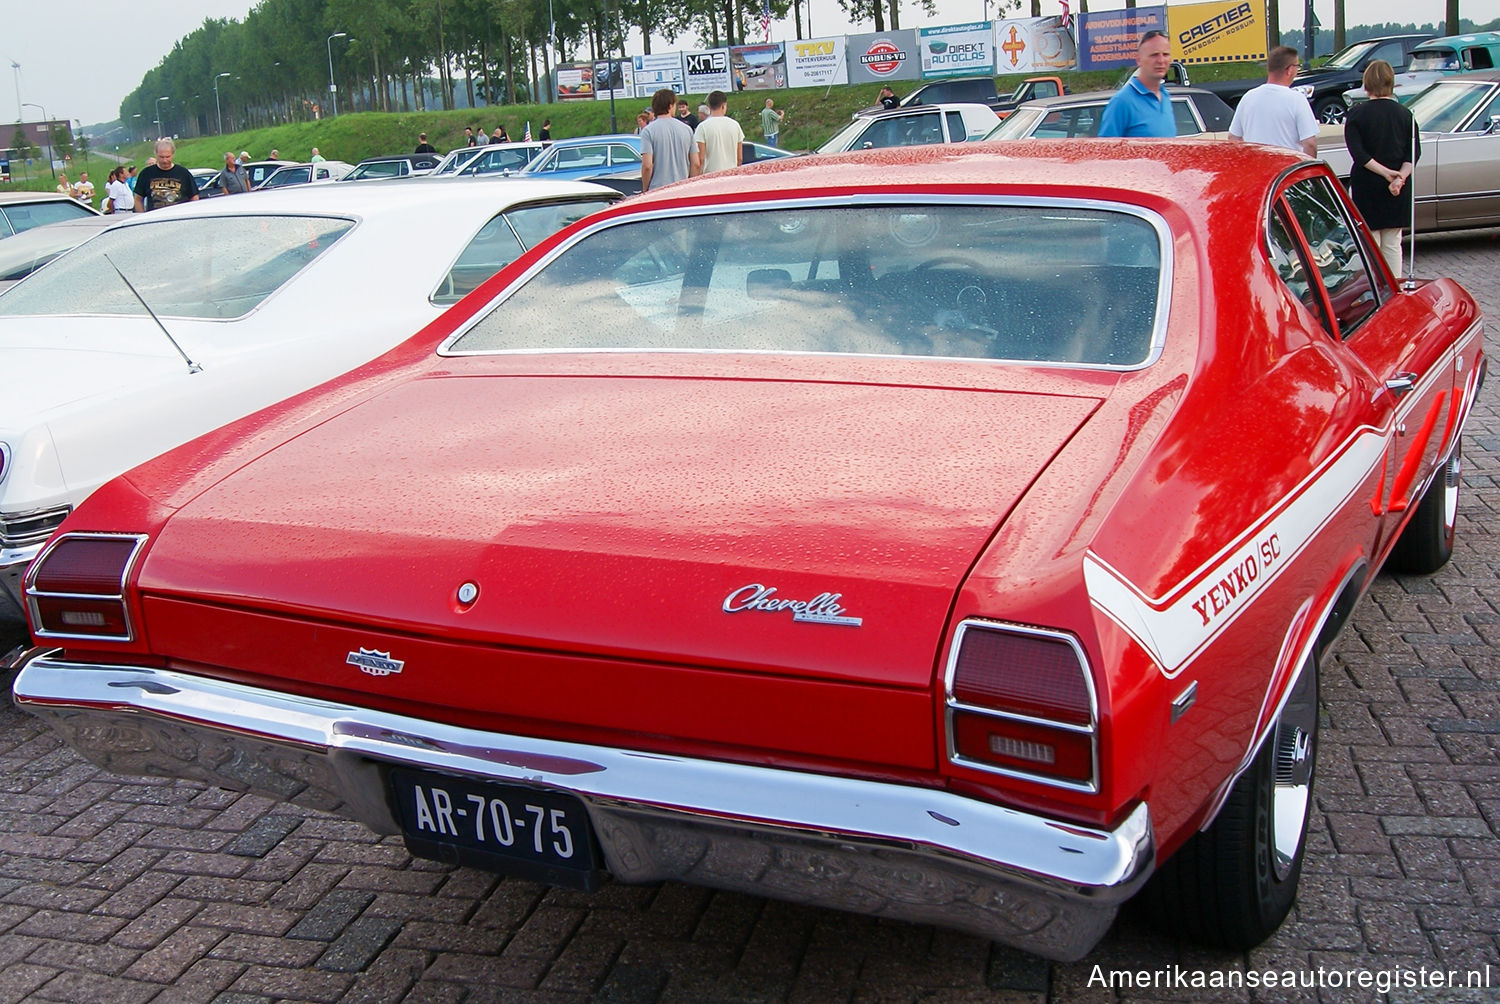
top-left (1199, 34), bottom-right (1431, 123)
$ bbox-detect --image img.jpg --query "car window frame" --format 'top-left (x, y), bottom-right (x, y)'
top-left (1269, 171), bottom-right (1391, 341)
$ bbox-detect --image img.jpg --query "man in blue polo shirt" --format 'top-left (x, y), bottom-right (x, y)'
top-left (1099, 30), bottom-right (1177, 138)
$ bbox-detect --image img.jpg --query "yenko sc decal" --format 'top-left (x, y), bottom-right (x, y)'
top-left (347, 648), bottom-right (405, 677)
top-left (723, 584), bottom-right (863, 627)
top-left (1084, 427), bottom-right (1389, 677)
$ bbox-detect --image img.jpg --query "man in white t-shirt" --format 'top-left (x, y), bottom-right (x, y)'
top-left (693, 91), bottom-right (745, 175)
top-left (1228, 46), bottom-right (1319, 157)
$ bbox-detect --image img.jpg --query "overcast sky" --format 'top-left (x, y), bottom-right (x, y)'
top-left (2, 0), bottom-right (1465, 129)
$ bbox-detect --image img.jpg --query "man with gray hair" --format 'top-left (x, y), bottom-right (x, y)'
top-left (132, 139), bottom-right (199, 212)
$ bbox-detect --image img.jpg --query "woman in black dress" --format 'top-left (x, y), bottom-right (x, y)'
top-left (1344, 60), bottom-right (1420, 277)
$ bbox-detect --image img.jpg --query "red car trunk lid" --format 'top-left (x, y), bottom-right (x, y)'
top-left (140, 374), bottom-right (1100, 690)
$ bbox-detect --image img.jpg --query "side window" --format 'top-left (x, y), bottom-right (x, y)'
top-left (1282, 177), bottom-right (1384, 337)
top-left (1371, 42), bottom-right (1405, 68)
top-left (609, 144), bottom-right (641, 165)
top-left (945, 110), bottom-right (966, 141)
top-left (1463, 47), bottom-right (1494, 71)
top-left (1267, 207), bottom-right (1332, 333)
top-left (433, 215), bottom-right (527, 306)
top-left (1172, 99), bottom-right (1200, 135)
top-left (1471, 91), bottom-right (1500, 131)
top-left (1034, 79), bottom-right (1060, 99)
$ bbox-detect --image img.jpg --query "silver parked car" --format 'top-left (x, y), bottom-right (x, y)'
top-left (983, 87), bottom-right (1234, 140)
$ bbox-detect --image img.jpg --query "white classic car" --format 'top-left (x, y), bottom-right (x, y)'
top-left (0, 178), bottom-right (620, 627)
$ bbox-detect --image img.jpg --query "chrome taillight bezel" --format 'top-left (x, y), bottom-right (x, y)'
top-left (24, 532), bottom-right (149, 642)
top-left (943, 618), bottom-right (1100, 794)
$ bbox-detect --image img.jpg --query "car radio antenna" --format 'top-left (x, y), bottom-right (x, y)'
top-left (103, 253), bottom-right (202, 374)
top-left (1404, 111), bottom-right (1417, 291)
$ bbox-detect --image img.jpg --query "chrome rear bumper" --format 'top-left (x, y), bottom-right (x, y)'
top-left (13, 658), bottom-right (1154, 961)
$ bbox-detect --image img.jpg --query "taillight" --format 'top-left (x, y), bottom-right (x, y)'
top-left (24, 533), bottom-right (147, 641)
top-left (945, 621), bottom-right (1098, 792)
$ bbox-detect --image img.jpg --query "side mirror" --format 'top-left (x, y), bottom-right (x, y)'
top-left (1487, 114), bottom-right (1500, 136)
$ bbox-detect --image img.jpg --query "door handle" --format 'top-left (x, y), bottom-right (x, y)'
top-left (1385, 373), bottom-right (1418, 397)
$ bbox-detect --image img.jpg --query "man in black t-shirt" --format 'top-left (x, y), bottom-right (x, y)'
top-left (132, 139), bottom-right (199, 212)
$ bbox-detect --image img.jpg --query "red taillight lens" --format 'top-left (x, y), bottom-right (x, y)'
top-left (24, 533), bottom-right (146, 640)
top-left (945, 622), bottom-right (1097, 791)
top-left (951, 627), bottom-right (1092, 725)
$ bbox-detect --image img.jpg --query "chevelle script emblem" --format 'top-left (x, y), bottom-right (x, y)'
top-left (346, 648), bottom-right (405, 676)
top-left (722, 584), bottom-right (863, 627)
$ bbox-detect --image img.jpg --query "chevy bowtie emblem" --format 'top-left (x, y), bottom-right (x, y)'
top-left (347, 648), bottom-right (405, 677)
top-left (722, 584), bottom-right (863, 627)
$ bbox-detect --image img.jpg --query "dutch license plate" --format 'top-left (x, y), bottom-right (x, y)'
top-left (389, 768), bottom-right (601, 888)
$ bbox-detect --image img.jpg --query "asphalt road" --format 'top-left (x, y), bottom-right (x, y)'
top-left (1, 230), bottom-right (1497, 1003)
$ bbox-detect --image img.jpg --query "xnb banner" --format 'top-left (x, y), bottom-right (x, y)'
top-left (1168, 0), bottom-right (1264, 64)
top-left (786, 36), bottom-right (848, 87)
top-left (919, 23), bottom-right (995, 78)
top-left (631, 53), bottom-right (686, 98)
top-left (1076, 7), bottom-right (1167, 71)
top-left (993, 17), bottom-right (1077, 73)
top-left (684, 49), bottom-right (733, 94)
top-left (846, 30), bottom-right (921, 84)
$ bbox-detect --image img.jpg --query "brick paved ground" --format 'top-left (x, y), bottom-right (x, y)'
top-left (1, 231), bottom-right (1497, 1003)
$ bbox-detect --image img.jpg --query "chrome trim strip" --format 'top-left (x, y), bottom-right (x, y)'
top-left (13, 659), bottom-right (1154, 961)
top-left (436, 194), bottom-right (1175, 373)
top-left (0, 441), bottom-right (9, 486)
top-left (942, 619), bottom-right (1101, 794)
top-left (22, 532), bottom-right (149, 642)
top-left (0, 503), bottom-right (72, 549)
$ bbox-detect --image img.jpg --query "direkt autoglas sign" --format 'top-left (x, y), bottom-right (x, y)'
top-left (847, 30), bottom-right (921, 84)
top-left (920, 22), bottom-right (996, 77)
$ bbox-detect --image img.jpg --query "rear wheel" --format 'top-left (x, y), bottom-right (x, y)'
top-left (1313, 97), bottom-right (1347, 124)
top-left (1141, 658), bottom-right (1318, 949)
top-left (1387, 448), bottom-right (1460, 575)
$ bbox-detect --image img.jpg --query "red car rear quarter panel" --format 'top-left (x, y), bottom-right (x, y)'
top-left (136, 372), bottom-right (1103, 734)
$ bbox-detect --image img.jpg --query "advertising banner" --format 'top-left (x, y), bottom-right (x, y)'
top-left (919, 22), bottom-right (996, 78)
top-left (847, 30), bottom-right (921, 85)
top-left (684, 49), bottom-right (734, 94)
top-left (631, 52), bottom-right (686, 98)
top-left (730, 43), bottom-right (788, 90)
top-left (555, 62), bottom-right (595, 101)
top-left (993, 17), bottom-right (1078, 73)
top-left (592, 59), bottom-right (634, 103)
top-left (1076, 7), bottom-right (1167, 71)
top-left (1168, 0), bottom-right (1264, 64)
top-left (786, 36), bottom-right (848, 87)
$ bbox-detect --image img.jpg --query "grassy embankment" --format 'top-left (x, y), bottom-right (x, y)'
top-left (6, 61), bottom-right (1263, 194)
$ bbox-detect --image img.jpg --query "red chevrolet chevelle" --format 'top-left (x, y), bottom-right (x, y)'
top-left (13, 142), bottom-right (1483, 961)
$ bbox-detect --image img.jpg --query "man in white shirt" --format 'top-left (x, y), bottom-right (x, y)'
top-left (1228, 46), bottom-right (1319, 157)
top-left (693, 91), bottom-right (745, 175)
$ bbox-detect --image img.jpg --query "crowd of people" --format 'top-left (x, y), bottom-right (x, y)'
top-left (1101, 29), bottom-right (1418, 273)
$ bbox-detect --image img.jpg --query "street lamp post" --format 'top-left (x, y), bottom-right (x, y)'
top-left (21, 101), bottom-right (55, 180)
top-left (155, 95), bottom-right (170, 138)
top-left (326, 32), bottom-right (348, 116)
top-left (214, 72), bottom-right (231, 135)
top-left (8, 59), bottom-right (19, 123)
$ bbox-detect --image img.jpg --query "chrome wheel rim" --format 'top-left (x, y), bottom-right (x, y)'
top-left (1270, 665), bottom-right (1317, 881)
top-left (1443, 453), bottom-right (1461, 535)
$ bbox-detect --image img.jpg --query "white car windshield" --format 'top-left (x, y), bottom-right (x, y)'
top-left (449, 203), bottom-right (1164, 366)
top-left (0, 215), bottom-right (353, 319)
